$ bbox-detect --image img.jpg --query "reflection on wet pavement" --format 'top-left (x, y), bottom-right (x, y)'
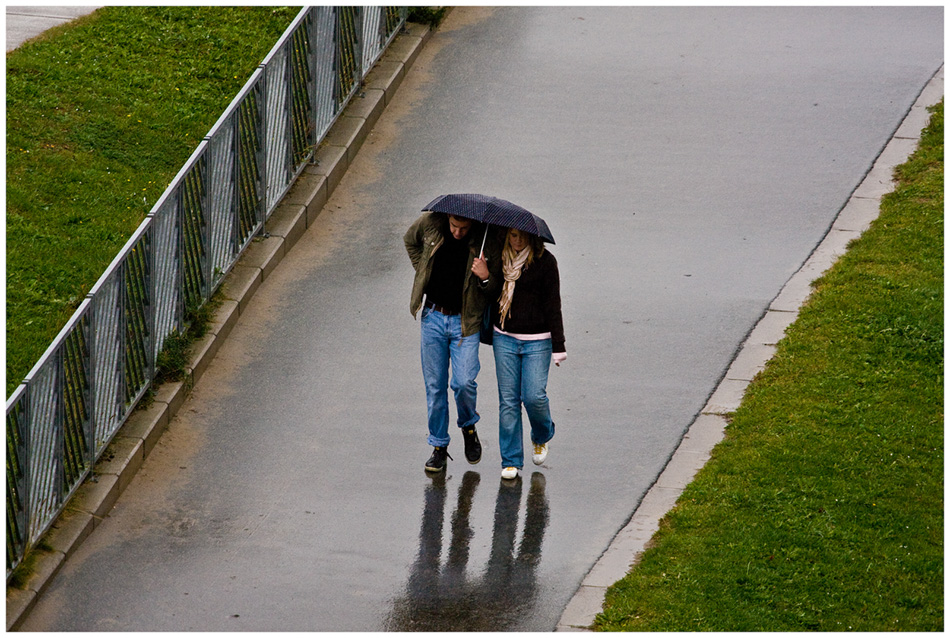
top-left (386, 471), bottom-right (549, 631)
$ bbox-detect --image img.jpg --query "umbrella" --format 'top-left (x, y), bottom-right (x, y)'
top-left (422, 194), bottom-right (556, 256)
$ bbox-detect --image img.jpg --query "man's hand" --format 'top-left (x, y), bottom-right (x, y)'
top-left (472, 256), bottom-right (489, 281)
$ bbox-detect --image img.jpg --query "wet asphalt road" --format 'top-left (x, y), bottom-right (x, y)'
top-left (20, 7), bottom-right (943, 632)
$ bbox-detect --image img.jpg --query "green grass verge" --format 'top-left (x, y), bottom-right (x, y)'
top-left (6, 6), bottom-right (297, 396)
top-left (596, 102), bottom-right (943, 632)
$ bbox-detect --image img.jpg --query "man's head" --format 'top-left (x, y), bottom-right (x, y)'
top-left (447, 215), bottom-right (472, 241)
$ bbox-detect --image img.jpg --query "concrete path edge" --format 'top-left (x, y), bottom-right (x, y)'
top-left (5, 21), bottom-right (433, 631)
top-left (554, 64), bottom-right (944, 631)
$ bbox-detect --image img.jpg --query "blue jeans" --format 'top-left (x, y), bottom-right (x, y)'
top-left (420, 306), bottom-right (481, 447)
top-left (492, 331), bottom-right (556, 469)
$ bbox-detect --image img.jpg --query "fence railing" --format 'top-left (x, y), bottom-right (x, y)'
top-left (6, 6), bottom-right (408, 580)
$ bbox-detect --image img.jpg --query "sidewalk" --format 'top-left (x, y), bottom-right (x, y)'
top-left (5, 6), bottom-right (101, 51)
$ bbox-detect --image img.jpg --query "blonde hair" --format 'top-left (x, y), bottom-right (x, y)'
top-left (504, 229), bottom-right (544, 267)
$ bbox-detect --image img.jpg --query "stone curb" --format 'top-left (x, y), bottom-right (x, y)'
top-left (554, 64), bottom-right (944, 631)
top-left (5, 21), bottom-right (433, 632)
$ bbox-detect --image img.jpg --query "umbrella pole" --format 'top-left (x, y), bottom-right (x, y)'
top-left (479, 227), bottom-right (488, 259)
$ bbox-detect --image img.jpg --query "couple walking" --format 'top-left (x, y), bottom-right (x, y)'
top-left (404, 198), bottom-right (565, 481)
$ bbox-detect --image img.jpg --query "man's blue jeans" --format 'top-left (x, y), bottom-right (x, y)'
top-left (492, 331), bottom-right (556, 469)
top-left (420, 306), bottom-right (481, 447)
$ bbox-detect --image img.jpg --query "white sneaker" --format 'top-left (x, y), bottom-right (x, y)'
top-left (532, 442), bottom-right (549, 465)
top-left (501, 466), bottom-right (519, 480)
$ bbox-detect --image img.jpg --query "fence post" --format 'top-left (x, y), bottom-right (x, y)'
top-left (116, 259), bottom-right (129, 428)
top-left (229, 114), bottom-right (241, 259)
top-left (355, 7), bottom-right (366, 82)
top-left (50, 347), bottom-right (65, 536)
top-left (85, 292), bottom-right (99, 479)
top-left (333, 7), bottom-right (344, 109)
top-left (257, 65), bottom-right (268, 235)
top-left (175, 182), bottom-right (185, 331)
top-left (199, 157), bottom-right (212, 307)
top-left (6, 387), bottom-right (30, 575)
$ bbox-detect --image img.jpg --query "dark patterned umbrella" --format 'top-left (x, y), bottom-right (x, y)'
top-left (422, 193), bottom-right (555, 244)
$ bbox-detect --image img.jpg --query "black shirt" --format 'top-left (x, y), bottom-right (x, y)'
top-left (424, 233), bottom-right (470, 312)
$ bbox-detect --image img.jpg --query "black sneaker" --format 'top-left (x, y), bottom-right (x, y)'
top-left (461, 426), bottom-right (482, 464)
top-left (425, 446), bottom-right (452, 472)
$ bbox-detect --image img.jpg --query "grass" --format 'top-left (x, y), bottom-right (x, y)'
top-left (408, 7), bottom-right (450, 27)
top-left (595, 102), bottom-right (943, 632)
top-left (5, 539), bottom-right (55, 590)
top-left (6, 6), bottom-right (298, 396)
top-left (153, 290), bottom-right (221, 388)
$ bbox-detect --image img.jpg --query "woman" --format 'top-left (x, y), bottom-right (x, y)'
top-left (492, 227), bottom-right (566, 480)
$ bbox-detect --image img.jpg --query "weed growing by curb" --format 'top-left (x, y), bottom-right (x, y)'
top-left (408, 6), bottom-right (448, 27)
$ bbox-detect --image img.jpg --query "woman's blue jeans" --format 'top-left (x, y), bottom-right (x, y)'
top-left (420, 306), bottom-right (481, 448)
top-left (492, 331), bottom-right (555, 469)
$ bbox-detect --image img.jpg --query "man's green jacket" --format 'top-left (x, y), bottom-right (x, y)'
top-left (404, 212), bottom-right (503, 337)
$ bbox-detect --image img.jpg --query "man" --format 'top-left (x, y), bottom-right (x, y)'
top-left (405, 213), bottom-right (502, 472)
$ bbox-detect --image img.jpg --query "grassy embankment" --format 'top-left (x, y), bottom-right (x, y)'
top-left (6, 7), bottom-right (297, 396)
top-left (596, 102), bottom-right (943, 631)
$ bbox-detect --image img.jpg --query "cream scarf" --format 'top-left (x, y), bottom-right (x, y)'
top-left (498, 243), bottom-right (531, 329)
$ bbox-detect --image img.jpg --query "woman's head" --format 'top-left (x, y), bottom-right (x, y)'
top-left (505, 228), bottom-right (543, 259)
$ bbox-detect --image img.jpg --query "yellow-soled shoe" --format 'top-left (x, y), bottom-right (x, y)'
top-left (532, 442), bottom-right (549, 465)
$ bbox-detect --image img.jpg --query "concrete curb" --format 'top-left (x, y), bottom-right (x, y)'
top-left (5, 21), bottom-right (432, 632)
top-left (555, 64), bottom-right (944, 631)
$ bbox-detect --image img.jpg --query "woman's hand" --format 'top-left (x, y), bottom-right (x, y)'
top-left (553, 352), bottom-right (567, 367)
top-left (472, 256), bottom-right (489, 281)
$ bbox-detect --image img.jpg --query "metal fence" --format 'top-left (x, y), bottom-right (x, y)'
top-left (6, 6), bottom-right (408, 580)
